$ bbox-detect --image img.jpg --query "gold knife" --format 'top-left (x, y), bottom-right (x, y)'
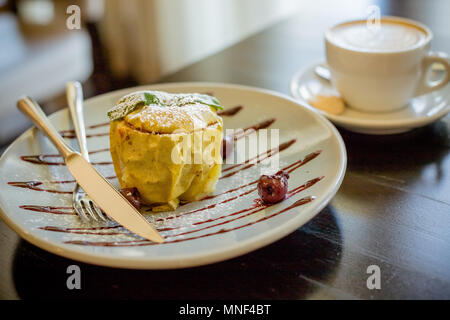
top-left (17, 96), bottom-right (164, 243)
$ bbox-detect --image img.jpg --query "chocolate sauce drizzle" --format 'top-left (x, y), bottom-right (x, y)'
top-left (8, 181), bottom-right (72, 194)
top-left (10, 111), bottom-right (325, 247)
top-left (156, 176), bottom-right (323, 235)
top-left (59, 132), bottom-right (109, 139)
top-left (39, 175), bottom-right (323, 241)
top-left (20, 148), bottom-right (111, 166)
top-left (217, 105), bottom-right (243, 116)
top-left (58, 122), bottom-right (110, 138)
top-left (64, 196), bottom-right (315, 247)
top-left (8, 175), bottom-right (117, 194)
top-left (233, 118), bottom-right (276, 141)
top-left (39, 225), bottom-right (122, 235)
top-left (220, 138), bottom-right (297, 179)
top-left (19, 205), bottom-right (75, 215)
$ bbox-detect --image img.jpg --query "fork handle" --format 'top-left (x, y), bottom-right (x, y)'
top-left (66, 81), bottom-right (90, 161)
top-left (17, 97), bottom-right (74, 159)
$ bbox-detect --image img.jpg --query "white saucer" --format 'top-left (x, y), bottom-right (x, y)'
top-left (290, 62), bottom-right (450, 135)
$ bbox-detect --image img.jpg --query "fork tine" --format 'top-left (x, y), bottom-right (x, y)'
top-left (74, 201), bottom-right (89, 221)
top-left (90, 200), bottom-right (107, 221)
top-left (81, 200), bottom-right (98, 221)
top-left (97, 208), bottom-right (109, 221)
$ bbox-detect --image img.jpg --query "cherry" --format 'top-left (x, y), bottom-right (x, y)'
top-left (119, 187), bottom-right (143, 210)
top-left (257, 170), bottom-right (289, 204)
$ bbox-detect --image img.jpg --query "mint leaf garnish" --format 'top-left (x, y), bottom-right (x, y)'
top-left (173, 94), bottom-right (223, 110)
top-left (107, 91), bottom-right (223, 121)
top-left (107, 93), bottom-right (147, 121)
top-left (194, 94), bottom-right (223, 110)
top-left (144, 92), bottom-right (162, 106)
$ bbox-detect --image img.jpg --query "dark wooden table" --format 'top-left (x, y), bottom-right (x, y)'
top-left (1, 0), bottom-right (449, 299)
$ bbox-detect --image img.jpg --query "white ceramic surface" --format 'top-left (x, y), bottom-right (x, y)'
top-left (0, 83), bottom-right (346, 269)
top-left (291, 63), bottom-right (450, 134)
top-left (325, 16), bottom-right (450, 112)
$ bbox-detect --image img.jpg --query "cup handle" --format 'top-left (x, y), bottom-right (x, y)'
top-left (415, 51), bottom-right (450, 96)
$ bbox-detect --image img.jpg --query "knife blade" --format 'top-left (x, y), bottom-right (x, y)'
top-left (17, 96), bottom-right (164, 243)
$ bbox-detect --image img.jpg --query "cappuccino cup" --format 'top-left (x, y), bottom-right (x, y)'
top-left (325, 16), bottom-right (450, 112)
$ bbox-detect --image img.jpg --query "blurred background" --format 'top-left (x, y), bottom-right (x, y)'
top-left (1, 0), bottom-right (449, 153)
top-left (0, 0), bottom-right (302, 150)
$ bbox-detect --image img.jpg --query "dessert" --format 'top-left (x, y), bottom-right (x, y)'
top-left (108, 91), bottom-right (223, 212)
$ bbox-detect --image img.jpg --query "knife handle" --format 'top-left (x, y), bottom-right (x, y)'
top-left (66, 81), bottom-right (90, 162)
top-left (17, 97), bottom-right (74, 159)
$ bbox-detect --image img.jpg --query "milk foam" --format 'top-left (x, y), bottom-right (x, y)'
top-left (328, 21), bottom-right (427, 52)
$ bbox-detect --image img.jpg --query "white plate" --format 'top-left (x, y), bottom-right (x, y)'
top-left (290, 62), bottom-right (450, 135)
top-left (0, 82), bottom-right (346, 269)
